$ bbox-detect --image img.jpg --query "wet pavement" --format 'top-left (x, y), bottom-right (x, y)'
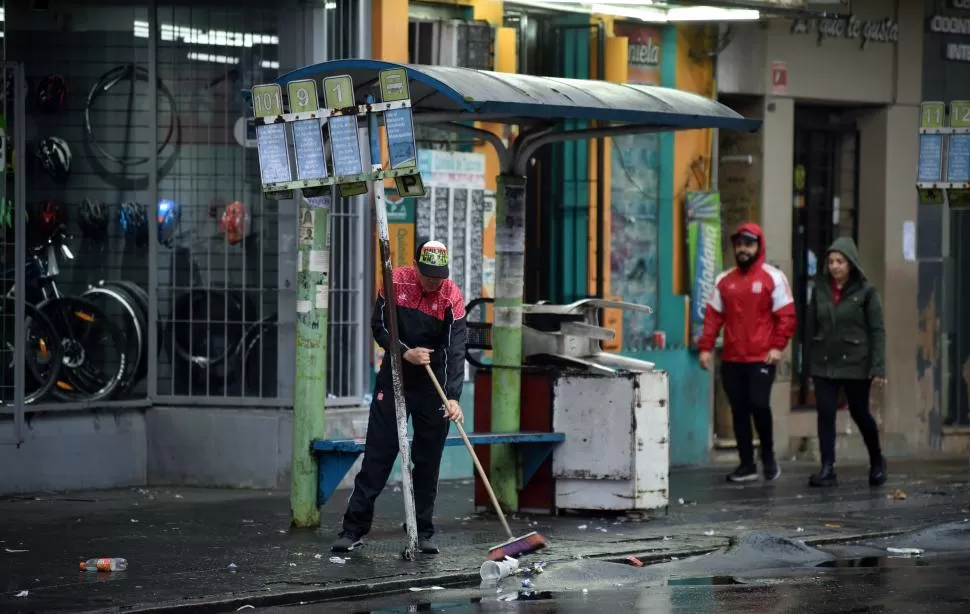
top-left (269, 552), bottom-right (970, 613)
top-left (0, 457), bottom-right (968, 612)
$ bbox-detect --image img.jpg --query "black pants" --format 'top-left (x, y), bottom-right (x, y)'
top-left (721, 361), bottom-right (777, 466)
top-left (342, 385), bottom-right (450, 539)
top-left (812, 376), bottom-right (882, 466)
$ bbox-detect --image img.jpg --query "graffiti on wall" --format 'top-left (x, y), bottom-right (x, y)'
top-left (611, 24), bottom-right (662, 350)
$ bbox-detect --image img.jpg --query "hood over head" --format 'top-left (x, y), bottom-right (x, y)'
top-left (730, 222), bottom-right (766, 267)
top-left (825, 236), bottom-right (866, 281)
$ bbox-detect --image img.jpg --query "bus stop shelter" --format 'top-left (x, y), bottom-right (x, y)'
top-left (274, 59), bottom-right (761, 519)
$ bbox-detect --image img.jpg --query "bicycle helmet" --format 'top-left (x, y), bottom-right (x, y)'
top-left (157, 198), bottom-right (181, 246)
top-left (79, 198), bottom-right (110, 243)
top-left (35, 75), bottom-right (69, 113)
top-left (35, 136), bottom-right (71, 184)
top-left (119, 201), bottom-right (149, 246)
top-left (220, 201), bottom-right (251, 245)
top-left (31, 200), bottom-right (62, 239)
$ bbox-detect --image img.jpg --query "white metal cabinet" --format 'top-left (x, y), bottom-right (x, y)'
top-left (552, 369), bottom-right (670, 512)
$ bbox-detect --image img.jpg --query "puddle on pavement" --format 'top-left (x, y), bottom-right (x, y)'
top-left (816, 555), bottom-right (930, 569)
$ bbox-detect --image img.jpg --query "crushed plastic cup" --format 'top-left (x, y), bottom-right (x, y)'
top-left (480, 556), bottom-right (519, 582)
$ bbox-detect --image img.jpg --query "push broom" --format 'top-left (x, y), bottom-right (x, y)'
top-left (424, 364), bottom-right (547, 561)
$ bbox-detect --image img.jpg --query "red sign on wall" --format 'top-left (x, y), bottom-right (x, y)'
top-left (771, 60), bottom-right (788, 95)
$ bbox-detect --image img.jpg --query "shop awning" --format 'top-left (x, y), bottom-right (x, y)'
top-left (276, 59), bottom-right (761, 133)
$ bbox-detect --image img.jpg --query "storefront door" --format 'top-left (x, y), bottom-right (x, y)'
top-left (791, 111), bottom-right (860, 408)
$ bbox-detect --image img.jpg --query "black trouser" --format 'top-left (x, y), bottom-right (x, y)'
top-left (812, 376), bottom-right (882, 466)
top-left (721, 361), bottom-right (777, 466)
top-left (342, 384), bottom-right (450, 539)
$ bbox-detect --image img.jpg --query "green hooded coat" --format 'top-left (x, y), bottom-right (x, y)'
top-left (807, 237), bottom-right (886, 381)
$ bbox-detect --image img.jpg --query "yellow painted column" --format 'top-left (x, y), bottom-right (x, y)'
top-left (597, 34), bottom-right (628, 353)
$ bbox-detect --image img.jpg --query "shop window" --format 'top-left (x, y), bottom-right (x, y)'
top-left (153, 6), bottom-right (281, 401)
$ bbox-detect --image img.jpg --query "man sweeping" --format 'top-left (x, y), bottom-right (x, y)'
top-left (331, 239), bottom-right (467, 555)
top-left (697, 223), bottom-right (796, 483)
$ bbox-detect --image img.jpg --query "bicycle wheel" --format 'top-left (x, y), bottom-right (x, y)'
top-left (37, 296), bottom-right (128, 402)
top-left (1, 298), bottom-right (63, 405)
top-left (82, 283), bottom-right (144, 394)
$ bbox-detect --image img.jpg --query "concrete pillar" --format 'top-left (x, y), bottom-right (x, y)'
top-left (759, 96), bottom-right (794, 459)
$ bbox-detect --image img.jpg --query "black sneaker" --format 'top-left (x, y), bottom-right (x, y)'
top-left (763, 458), bottom-right (782, 481)
top-left (726, 464), bottom-right (759, 483)
top-left (869, 456), bottom-right (887, 487)
top-left (418, 537), bottom-right (440, 554)
top-left (331, 532), bottom-right (363, 552)
top-left (809, 464), bottom-right (838, 488)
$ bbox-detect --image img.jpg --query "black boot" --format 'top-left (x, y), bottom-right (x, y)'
top-left (809, 463), bottom-right (837, 488)
top-left (869, 456), bottom-right (887, 487)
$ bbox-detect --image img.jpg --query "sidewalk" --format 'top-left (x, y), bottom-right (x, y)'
top-left (1, 457), bottom-right (967, 613)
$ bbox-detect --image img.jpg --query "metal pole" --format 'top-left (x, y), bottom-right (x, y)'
top-left (290, 188), bottom-right (332, 528)
top-left (147, 0), bottom-right (159, 403)
top-left (12, 62), bottom-right (26, 445)
top-left (367, 97), bottom-right (418, 559)
top-left (490, 174), bottom-right (527, 511)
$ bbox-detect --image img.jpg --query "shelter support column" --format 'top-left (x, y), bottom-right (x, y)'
top-left (491, 174), bottom-right (527, 510)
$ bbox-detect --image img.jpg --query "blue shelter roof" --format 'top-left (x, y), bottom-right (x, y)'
top-left (277, 59), bottom-right (761, 133)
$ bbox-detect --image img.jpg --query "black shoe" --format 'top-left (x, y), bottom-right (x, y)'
top-left (809, 464), bottom-right (838, 488)
top-left (331, 531), bottom-right (363, 552)
top-left (726, 464), bottom-right (759, 483)
top-left (418, 537), bottom-right (440, 554)
top-left (869, 456), bottom-right (887, 487)
top-left (763, 458), bottom-right (782, 481)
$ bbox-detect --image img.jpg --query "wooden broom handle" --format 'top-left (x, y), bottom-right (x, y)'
top-left (423, 363), bottom-right (513, 539)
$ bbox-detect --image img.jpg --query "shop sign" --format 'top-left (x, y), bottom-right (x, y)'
top-left (790, 14), bottom-right (899, 49)
top-left (927, 14), bottom-right (970, 62)
top-left (950, 0), bottom-right (970, 10)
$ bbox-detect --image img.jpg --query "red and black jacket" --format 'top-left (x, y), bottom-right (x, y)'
top-left (372, 266), bottom-right (467, 401)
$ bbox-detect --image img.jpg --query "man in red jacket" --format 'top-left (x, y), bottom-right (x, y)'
top-left (697, 223), bottom-right (796, 483)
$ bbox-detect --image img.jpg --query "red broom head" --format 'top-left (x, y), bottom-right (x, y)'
top-left (486, 532), bottom-right (547, 561)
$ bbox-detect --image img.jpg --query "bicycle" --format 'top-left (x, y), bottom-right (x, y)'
top-left (5, 227), bottom-right (130, 403)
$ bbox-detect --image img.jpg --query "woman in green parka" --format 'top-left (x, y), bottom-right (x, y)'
top-left (806, 237), bottom-right (887, 488)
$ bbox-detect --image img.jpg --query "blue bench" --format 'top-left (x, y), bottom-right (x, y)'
top-left (311, 431), bottom-right (566, 506)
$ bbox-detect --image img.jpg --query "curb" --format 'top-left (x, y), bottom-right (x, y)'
top-left (114, 529), bottom-right (909, 613)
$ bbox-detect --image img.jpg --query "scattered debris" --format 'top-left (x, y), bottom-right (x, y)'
top-left (796, 527), bottom-right (805, 533)
top-left (582, 588), bottom-right (589, 594)
top-left (887, 489), bottom-right (907, 501)
top-left (409, 586), bottom-right (444, 592)
top-left (288, 562), bottom-right (297, 567)
top-left (227, 563), bottom-right (238, 569)
top-left (236, 606), bottom-right (255, 611)
top-left (498, 593), bottom-right (517, 601)
top-left (521, 578), bottom-right (532, 589)
top-left (328, 556), bottom-right (347, 565)
top-left (130, 519), bottom-right (139, 524)
top-left (313, 554), bottom-right (323, 559)
top-left (598, 528), bottom-right (608, 533)
top-left (174, 494), bottom-right (183, 499)
top-left (625, 556), bottom-right (644, 567)
top-left (704, 529), bottom-right (715, 536)
top-left (4, 548), bottom-right (28, 553)
top-left (15, 590), bottom-right (28, 598)
top-left (824, 523), bottom-right (841, 529)
top-left (578, 524), bottom-right (588, 530)
top-left (887, 547), bottom-right (923, 557)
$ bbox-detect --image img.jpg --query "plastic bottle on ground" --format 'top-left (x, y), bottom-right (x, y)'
top-left (80, 558), bottom-right (128, 572)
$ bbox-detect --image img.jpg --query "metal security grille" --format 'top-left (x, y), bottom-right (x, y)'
top-left (152, 6), bottom-right (283, 403)
top-left (0, 2), bottom-right (372, 415)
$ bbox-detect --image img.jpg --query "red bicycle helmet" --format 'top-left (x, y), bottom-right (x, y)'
top-left (219, 201), bottom-right (251, 245)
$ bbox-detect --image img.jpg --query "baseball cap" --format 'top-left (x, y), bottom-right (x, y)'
top-left (416, 239), bottom-right (450, 279)
top-left (732, 229), bottom-right (759, 243)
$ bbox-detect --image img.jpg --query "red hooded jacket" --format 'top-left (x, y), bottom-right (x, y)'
top-left (697, 222), bottom-right (796, 363)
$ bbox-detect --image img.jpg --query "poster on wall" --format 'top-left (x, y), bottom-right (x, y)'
top-left (610, 23), bottom-right (663, 351)
top-left (687, 191), bottom-right (723, 348)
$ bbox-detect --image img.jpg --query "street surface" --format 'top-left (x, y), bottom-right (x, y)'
top-left (0, 457), bottom-right (967, 612)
